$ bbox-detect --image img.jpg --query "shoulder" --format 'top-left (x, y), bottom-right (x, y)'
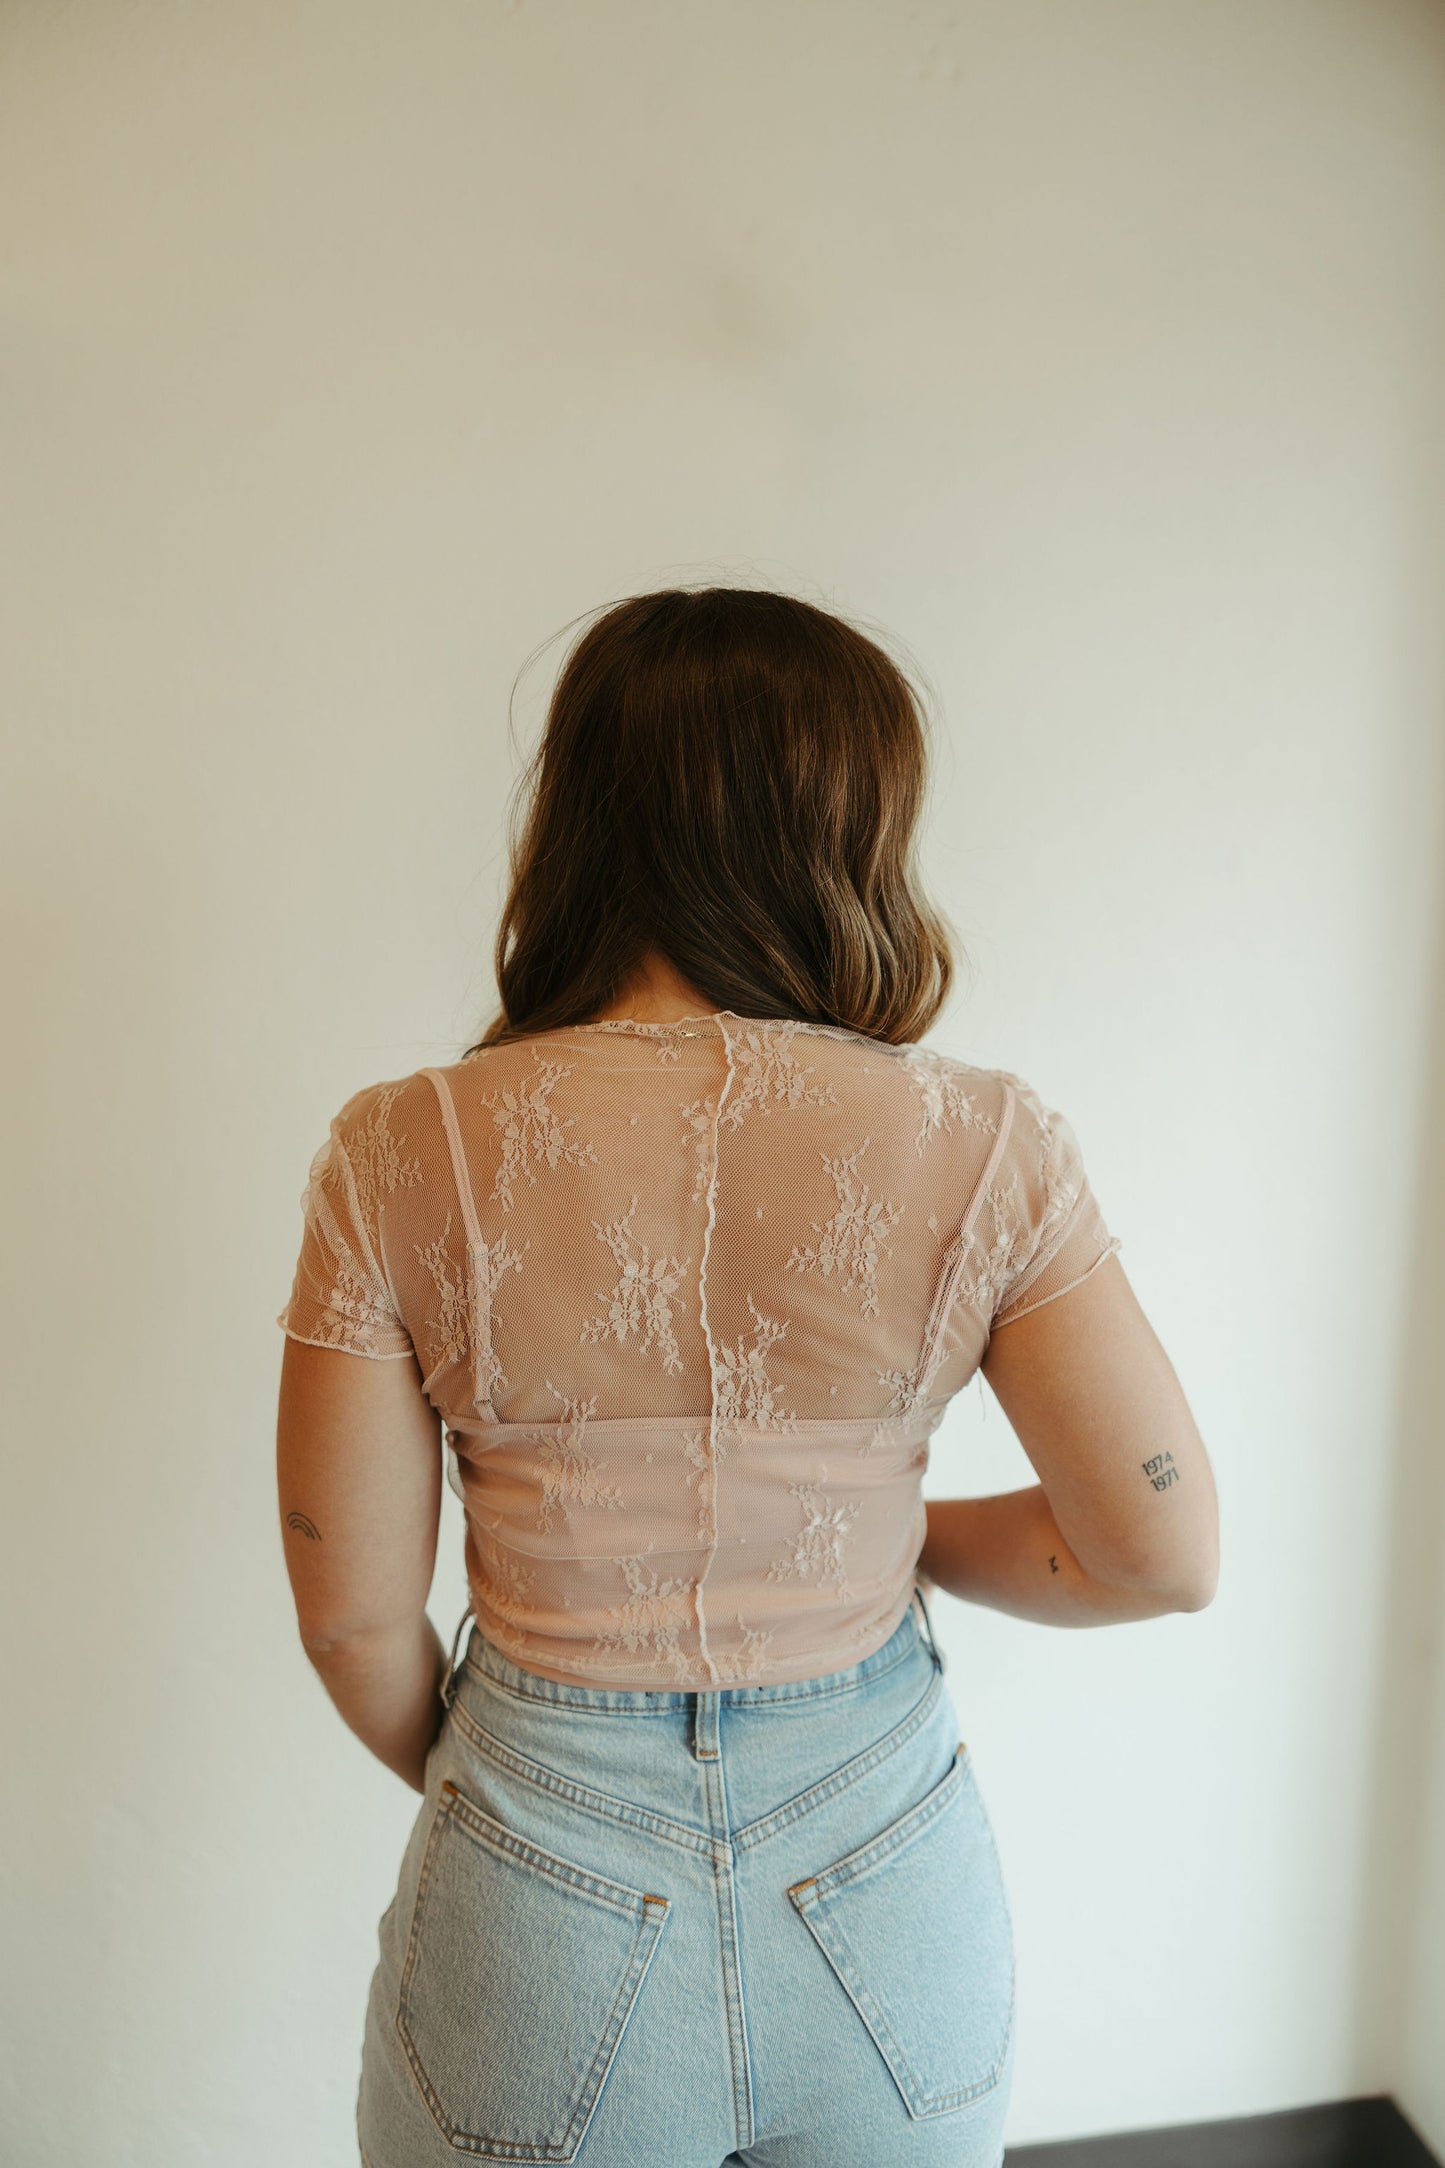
top-left (326, 1067), bottom-right (437, 1139)
top-left (986, 1066), bottom-right (1062, 1142)
top-left (980, 1069), bottom-right (1102, 1262)
top-left (889, 1038), bottom-right (1010, 1112)
top-left (802, 1033), bottom-right (1010, 1160)
top-left (310, 1070), bottom-right (443, 1199)
top-left (889, 1047), bottom-right (1088, 1174)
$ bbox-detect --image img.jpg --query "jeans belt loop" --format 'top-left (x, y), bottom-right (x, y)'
top-left (439, 1601), bottom-right (473, 1711)
top-left (913, 1578), bottom-right (947, 1671)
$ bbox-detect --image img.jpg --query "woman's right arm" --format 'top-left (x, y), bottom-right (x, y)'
top-left (919, 1253), bottom-right (1219, 1626)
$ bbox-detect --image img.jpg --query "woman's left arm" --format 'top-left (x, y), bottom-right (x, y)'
top-left (276, 1337), bottom-right (448, 1792)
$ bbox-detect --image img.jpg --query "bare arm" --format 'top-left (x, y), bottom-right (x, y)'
top-left (918, 1487), bottom-right (1206, 1626)
top-left (276, 1338), bottom-right (448, 1792)
top-left (919, 1254), bottom-right (1219, 1624)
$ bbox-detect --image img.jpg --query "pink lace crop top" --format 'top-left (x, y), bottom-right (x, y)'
top-left (277, 1012), bottom-right (1122, 1690)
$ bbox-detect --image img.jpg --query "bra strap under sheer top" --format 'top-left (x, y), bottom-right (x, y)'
top-left (421, 1066), bottom-right (500, 1427)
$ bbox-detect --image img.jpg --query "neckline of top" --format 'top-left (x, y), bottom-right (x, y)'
top-left (575, 1010), bottom-right (735, 1032)
top-left (460, 1013), bottom-right (947, 1057)
top-left (568, 1011), bottom-right (876, 1040)
top-left (541, 1012), bottom-right (928, 1055)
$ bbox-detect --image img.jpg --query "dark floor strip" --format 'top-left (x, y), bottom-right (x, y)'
top-left (1007, 2096), bottom-right (1440, 2168)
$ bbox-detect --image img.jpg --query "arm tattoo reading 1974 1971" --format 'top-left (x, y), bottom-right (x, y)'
top-left (1142, 1452), bottom-right (1179, 1492)
top-left (286, 1511), bottom-right (322, 1541)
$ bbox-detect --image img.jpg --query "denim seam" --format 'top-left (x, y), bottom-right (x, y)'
top-left (395, 1796), bottom-right (454, 2136)
top-left (396, 1791), bottom-right (671, 2159)
top-left (439, 1785), bottom-right (673, 1916)
top-left (698, 1752), bottom-right (756, 2149)
top-left (461, 1662), bottom-right (688, 1715)
top-left (448, 1697), bottom-right (723, 1863)
top-left (713, 1847), bottom-right (756, 2146)
top-left (787, 1752), bottom-right (1015, 2116)
top-left (721, 1631), bottom-right (922, 1711)
top-left (731, 1668), bottom-right (945, 1855)
top-left (527, 1909), bottom-right (668, 2162)
top-left (795, 1898), bottom-right (1013, 2115)
top-left (799, 1745), bottom-right (969, 1895)
top-left (402, 1906), bottom-right (669, 2161)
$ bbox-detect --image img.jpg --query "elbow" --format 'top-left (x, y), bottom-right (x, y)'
top-left (297, 1607), bottom-right (427, 1659)
top-left (297, 1613), bottom-right (389, 1659)
top-left (1087, 1539), bottom-right (1219, 1617)
top-left (298, 1619), bottom-right (355, 1661)
top-left (1159, 1546), bottom-right (1220, 1615)
top-left (1087, 1500), bottom-right (1220, 1618)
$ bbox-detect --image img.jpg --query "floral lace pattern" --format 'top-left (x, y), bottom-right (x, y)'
top-left (414, 1212), bottom-right (528, 1396)
top-left (720, 1022), bottom-right (838, 1130)
top-left (528, 1384), bottom-right (625, 1532)
top-left (313, 1244), bottom-right (396, 1357)
top-left (902, 1049), bottom-right (999, 1157)
top-left (714, 1294), bottom-right (797, 1434)
top-left (590, 1553), bottom-right (698, 1678)
top-left (876, 1335), bottom-right (950, 1418)
top-left (346, 1083), bottom-right (424, 1227)
top-left (480, 1052), bottom-right (600, 1209)
top-left (728, 1616), bottom-right (776, 1679)
top-left (682, 1427), bottom-right (726, 1545)
top-left (579, 1197), bottom-right (689, 1374)
top-left (785, 1136), bottom-right (903, 1320)
top-left (682, 1093), bottom-right (719, 1203)
top-left (413, 1215), bottom-right (471, 1368)
top-left (767, 1479), bottom-right (862, 1598)
top-left (279, 1020), bottom-right (1120, 1686)
top-left (948, 1179), bottom-right (1038, 1319)
top-left (473, 1527), bottom-right (541, 1658)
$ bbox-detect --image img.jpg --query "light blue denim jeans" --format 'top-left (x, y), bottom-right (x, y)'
top-left (357, 1585), bottom-right (1016, 2166)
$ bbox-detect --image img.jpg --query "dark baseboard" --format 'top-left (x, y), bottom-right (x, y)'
top-left (1007, 2096), bottom-right (1440, 2167)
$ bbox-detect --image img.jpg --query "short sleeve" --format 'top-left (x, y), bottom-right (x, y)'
top-left (988, 1071), bottom-right (1122, 1331)
top-left (276, 1082), bottom-right (418, 1361)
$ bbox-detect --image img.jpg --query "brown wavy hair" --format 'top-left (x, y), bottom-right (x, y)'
top-left (469, 585), bottom-right (956, 1052)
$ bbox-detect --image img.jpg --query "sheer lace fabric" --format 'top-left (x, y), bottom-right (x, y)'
top-left (278, 1014), bottom-right (1121, 1689)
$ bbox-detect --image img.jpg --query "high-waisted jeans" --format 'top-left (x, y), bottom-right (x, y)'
top-left (357, 1585), bottom-right (1016, 2166)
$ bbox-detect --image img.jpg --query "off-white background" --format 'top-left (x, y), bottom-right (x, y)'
top-left (3, 3), bottom-right (1444, 2160)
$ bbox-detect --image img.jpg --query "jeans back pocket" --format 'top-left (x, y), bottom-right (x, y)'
top-left (787, 1743), bottom-right (1014, 2119)
top-left (398, 1777), bottom-right (670, 2160)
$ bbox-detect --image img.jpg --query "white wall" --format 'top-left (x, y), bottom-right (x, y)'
top-left (3, 3), bottom-right (1443, 2160)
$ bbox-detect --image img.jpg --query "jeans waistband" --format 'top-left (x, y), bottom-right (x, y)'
top-left (441, 1581), bottom-right (945, 1715)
